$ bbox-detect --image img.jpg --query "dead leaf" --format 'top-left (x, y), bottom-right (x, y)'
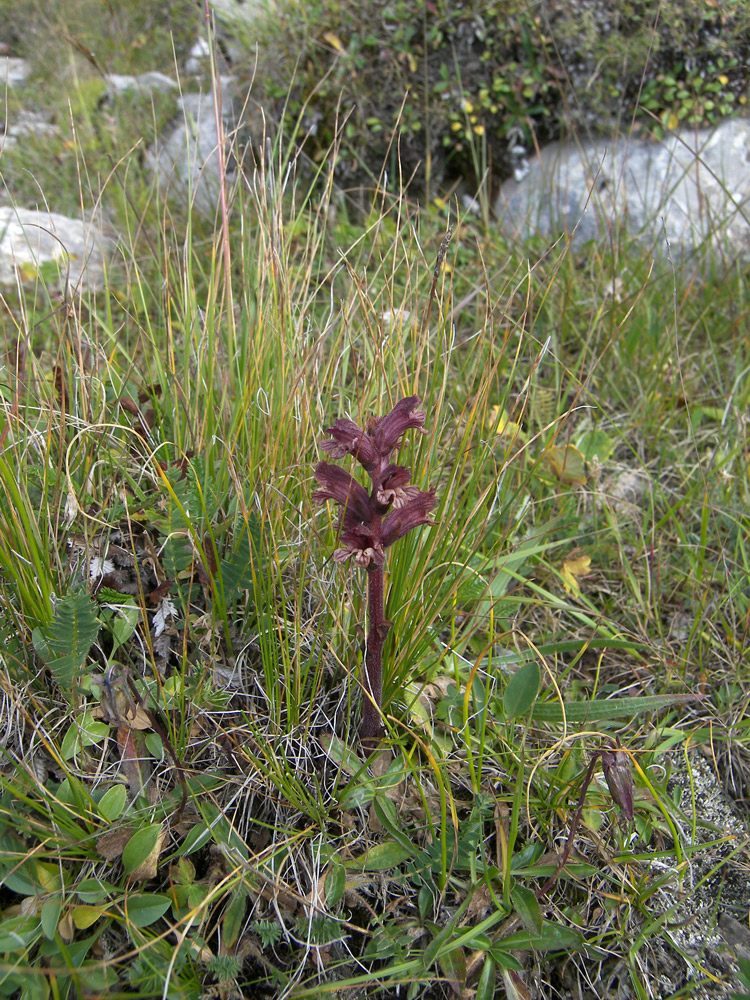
top-left (57, 909), bottom-right (75, 943)
top-left (546, 444), bottom-right (587, 486)
top-left (490, 405), bottom-right (523, 440)
top-left (97, 826), bottom-right (134, 861)
top-left (322, 31), bottom-right (344, 52)
top-left (560, 553), bottom-right (592, 594)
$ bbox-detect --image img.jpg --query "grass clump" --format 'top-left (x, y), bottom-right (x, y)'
top-left (0, 6), bottom-right (749, 1000)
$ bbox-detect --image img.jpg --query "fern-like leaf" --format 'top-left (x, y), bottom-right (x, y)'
top-left (32, 589), bottom-right (100, 689)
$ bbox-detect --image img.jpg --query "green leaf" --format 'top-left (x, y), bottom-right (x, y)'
top-left (530, 693), bottom-right (696, 723)
top-left (180, 822), bottom-right (211, 856)
top-left (489, 949), bottom-right (523, 970)
top-left (511, 884), bottom-right (543, 934)
top-left (122, 824), bottom-right (163, 876)
top-left (60, 712), bottom-right (109, 761)
top-left (504, 662), bottom-right (540, 718)
top-left (475, 955), bottom-right (497, 1000)
top-left (98, 784), bottom-right (128, 822)
top-left (373, 797), bottom-right (417, 854)
top-left (218, 516), bottom-right (260, 596)
top-left (32, 589), bottom-right (100, 689)
top-left (344, 840), bottom-right (414, 871)
top-left (545, 444), bottom-right (587, 486)
top-left (40, 900), bottom-right (62, 940)
top-left (438, 946), bottom-right (466, 995)
top-left (72, 904), bottom-right (109, 929)
top-left (325, 863), bottom-right (346, 907)
top-left (498, 923), bottom-right (584, 952)
top-left (576, 429), bottom-right (615, 463)
top-left (0, 914), bottom-right (42, 952)
top-left (125, 893), bottom-right (171, 928)
top-left (144, 733), bottom-right (164, 759)
top-left (76, 879), bottom-right (117, 903)
top-left (221, 889), bottom-right (247, 951)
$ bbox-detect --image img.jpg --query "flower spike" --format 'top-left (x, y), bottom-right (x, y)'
top-left (314, 396), bottom-right (436, 752)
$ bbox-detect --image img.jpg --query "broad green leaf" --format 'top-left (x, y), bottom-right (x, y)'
top-left (498, 923), bottom-right (584, 952)
top-left (180, 822), bottom-right (211, 856)
top-left (530, 693), bottom-right (696, 723)
top-left (109, 601), bottom-right (141, 652)
top-left (576, 429), bottom-right (615, 463)
top-left (438, 946), bottom-right (466, 995)
top-left (145, 733), bottom-right (164, 759)
top-left (373, 798), bottom-right (416, 854)
top-left (13, 964), bottom-right (49, 1000)
top-left (122, 824), bottom-right (163, 877)
top-left (418, 883), bottom-right (435, 922)
top-left (32, 862), bottom-right (64, 894)
top-left (511, 884), bottom-right (543, 934)
top-left (475, 955), bottom-right (497, 1000)
top-left (61, 712), bottom-right (110, 762)
top-left (221, 889), bottom-right (247, 950)
top-left (40, 900), bottom-right (62, 941)
top-left (325, 863), bottom-right (346, 907)
top-left (488, 948), bottom-right (523, 970)
top-left (0, 914), bottom-right (42, 952)
top-left (545, 444), bottom-right (587, 486)
top-left (125, 893), bottom-right (171, 928)
top-left (504, 662), bottom-right (540, 718)
top-left (98, 784), bottom-right (127, 822)
top-left (76, 879), bottom-right (117, 903)
top-left (344, 840), bottom-right (414, 871)
top-left (322, 734), bottom-right (365, 776)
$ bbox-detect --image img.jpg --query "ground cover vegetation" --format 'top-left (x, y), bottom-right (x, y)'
top-left (0, 1), bottom-right (749, 998)
top-left (244, 0), bottom-right (750, 198)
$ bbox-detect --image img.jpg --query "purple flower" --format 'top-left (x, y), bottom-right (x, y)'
top-left (601, 747), bottom-right (634, 822)
top-left (312, 461), bottom-right (372, 526)
top-left (382, 490), bottom-right (437, 547)
top-left (376, 465), bottom-right (421, 509)
top-left (314, 394), bottom-right (437, 751)
top-left (320, 418), bottom-right (379, 472)
top-left (369, 396), bottom-right (426, 458)
top-left (334, 526), bottom-right (385, 568)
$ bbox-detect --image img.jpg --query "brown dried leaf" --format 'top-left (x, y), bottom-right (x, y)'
top-left (97, 826), bottom-right (135, 861)
top-left (57, 909), bottom-right (75, 943)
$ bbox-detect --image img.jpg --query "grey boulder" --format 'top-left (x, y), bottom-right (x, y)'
top-left (494, 118), bottom-right (750, 261)
top-left (0, 207), bottom-right (114, 293)
top-left (145, 88), bottom-right (235, 217)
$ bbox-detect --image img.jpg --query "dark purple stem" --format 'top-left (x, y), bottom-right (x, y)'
top-left (361, 562), bottom-right (389, 751)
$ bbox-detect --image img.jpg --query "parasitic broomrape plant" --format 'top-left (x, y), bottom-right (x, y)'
top-left (314, 396), bottom-right (436, 751)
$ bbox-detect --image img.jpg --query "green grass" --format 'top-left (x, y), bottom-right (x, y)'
top-left (1, 8), bottom-right (749, 1000)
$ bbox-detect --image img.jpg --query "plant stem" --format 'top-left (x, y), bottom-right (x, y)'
top-left (361, 563), bottom-right (388, 751)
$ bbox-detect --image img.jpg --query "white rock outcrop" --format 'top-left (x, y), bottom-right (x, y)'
top-left (145, 88), bottom-right (235, 217)
top-left (0, 207), bottom-right (113, 293)
top-left (494, 118), bottom-right (750, 261)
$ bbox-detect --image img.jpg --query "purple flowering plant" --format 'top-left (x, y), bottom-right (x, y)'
top-left (313, 396), bottom-right (437, 751)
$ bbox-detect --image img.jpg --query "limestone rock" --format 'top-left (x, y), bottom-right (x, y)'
top-left (494, 118), bottom-right (750, 261)
top-left (104, 72), bottom-right (177, 99)
top-left (0, 56), bottom-right (30, 88)
top-left (0, 110), bottom-right (58, 154)
top-left (145, 88), bottom-right (236, 217)
top-left (0, 207), bottom-right (114, 293)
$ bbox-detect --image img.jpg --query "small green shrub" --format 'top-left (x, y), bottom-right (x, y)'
top-left (230, 0), bottom-right (750, 195)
